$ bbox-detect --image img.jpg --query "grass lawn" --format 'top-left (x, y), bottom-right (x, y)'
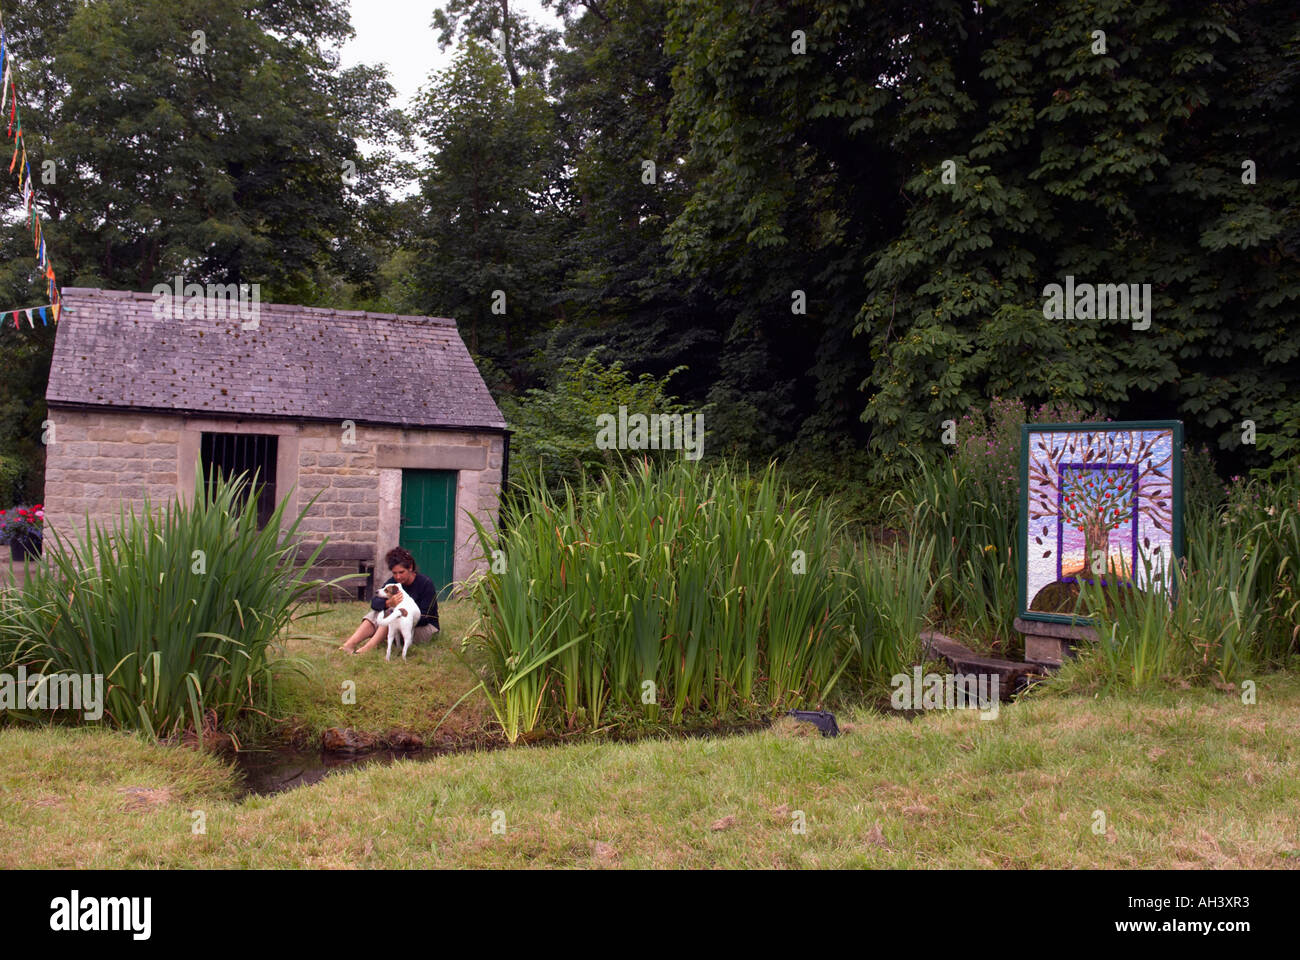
top-left (2, 670), bottom-right (1297, 868)
top-left (270, 598), bottom-right (497, 746)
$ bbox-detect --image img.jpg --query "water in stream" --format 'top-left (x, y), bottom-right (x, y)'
top-left (232, 718), bottom-right (784, 798)
top-left (232, 746), bottom-right (446, 798)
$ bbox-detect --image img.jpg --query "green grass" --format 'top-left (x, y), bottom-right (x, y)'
top-left (2, 444), bottom-right (1294, 868)
top-left (2, 673), bottom-right (1298, 868)
top-left (269, 599), bottom-right (493, 745)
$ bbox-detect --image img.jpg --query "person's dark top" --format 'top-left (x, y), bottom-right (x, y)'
top-left (370, 572), bottom-right (439, 629)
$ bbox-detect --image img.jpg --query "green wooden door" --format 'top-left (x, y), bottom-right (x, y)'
top-left (399, 470), bottom-right (457, 600)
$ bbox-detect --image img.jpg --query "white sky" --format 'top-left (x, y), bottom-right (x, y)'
top-left (340, 0), bottom-right (561, 113)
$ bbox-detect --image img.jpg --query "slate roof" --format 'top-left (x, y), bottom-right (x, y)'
top-left (46, 288), bottom-right (507, 431)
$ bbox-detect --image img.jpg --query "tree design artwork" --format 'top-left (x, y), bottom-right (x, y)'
top-left (1028, 430), bottom-right (1174, 584)
top-left (1059, 467), bottom-right (1134, 577)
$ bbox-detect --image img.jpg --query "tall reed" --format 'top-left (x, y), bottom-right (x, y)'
top-left (1079, 501), bottom-right (1269, 686)
top-left (465, 459), bottom-right (889, 740)
top-left (839, 532), bottom-right (940, 681)
top-left (894, 456), bottom-right (1018, 648)
top-left (1229, 473), bottom-right (1300, 663)
top-left (0, 467), bottom-right (337, 738)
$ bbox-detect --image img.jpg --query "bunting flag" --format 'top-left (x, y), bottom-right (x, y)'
top-left (0, 8), bottom-right (62, 333)
top-left (5, 302), bottom-right (57, 328)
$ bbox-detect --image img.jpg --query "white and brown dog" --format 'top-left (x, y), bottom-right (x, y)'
top-left (376, 583), bottom-right (421, 661)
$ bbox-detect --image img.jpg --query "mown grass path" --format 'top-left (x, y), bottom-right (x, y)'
top-left (2, 674), bottom-right (1297, 868)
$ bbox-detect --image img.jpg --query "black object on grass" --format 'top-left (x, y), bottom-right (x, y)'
top-left (786, 710), bottom-right (839, 737)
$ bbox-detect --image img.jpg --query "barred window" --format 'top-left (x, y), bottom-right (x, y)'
top-left (200, 432), bottom-right (278, 528)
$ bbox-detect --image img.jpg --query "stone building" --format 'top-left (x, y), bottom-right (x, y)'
top-left (42, 287), bottom-right (509, 599)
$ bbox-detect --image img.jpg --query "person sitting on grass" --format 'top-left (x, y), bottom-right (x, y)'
top-left (339, 547), bottom-right (440, 655)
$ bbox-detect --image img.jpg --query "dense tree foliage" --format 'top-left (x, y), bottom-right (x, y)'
top-left (664, 0), bottom-right (1299, 477)
top-left (411, 0), bottom-right (1299, 485)
top-left (0, 0), bottom-right (1296, 506)
top-left (0, 0), bottom-right (403, 298)
top-left (405, 40), bottom-right (561, 377)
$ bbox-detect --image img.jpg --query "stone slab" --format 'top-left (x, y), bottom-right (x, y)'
top-left (1013, 616), bottom-right (1098, 643)
top-left (376, 444), bottom-right (486, 471)
top-left (1025, 634), bottom-right (1072, 666)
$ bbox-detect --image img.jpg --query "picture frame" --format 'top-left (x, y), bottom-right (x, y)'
top-left (1019, 420), bottom-right (1184, 625)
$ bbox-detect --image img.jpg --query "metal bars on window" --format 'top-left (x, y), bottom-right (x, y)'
top-left (199, 432), bottom-right (279, 528)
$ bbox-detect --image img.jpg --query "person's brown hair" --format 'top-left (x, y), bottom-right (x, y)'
top-left (386, 547), bottom-right (417, 572)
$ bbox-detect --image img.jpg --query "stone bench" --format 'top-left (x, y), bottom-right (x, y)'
top-left (294, 542), bottom-right (375, 603)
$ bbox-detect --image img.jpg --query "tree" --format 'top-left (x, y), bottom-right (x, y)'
top-left (0, 0), bottom-right (402, 298)
top-left (432, 0), bottom-right (562, 90)
top-left (0, 0), bottom-right (403, 499)
top-left (664, 0), bottom-right (1299, 480)
top-left (544, 0), bottom-right (720, 393)
top-left (500, 350), bottom-right (691, 495)
top-left (1029, 429), bottom-right (1174, 580)
top-left (406, 40), bottom-right (562, 377)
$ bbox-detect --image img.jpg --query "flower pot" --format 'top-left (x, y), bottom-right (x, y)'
top-left (9, 538), bottom-right (40, 561)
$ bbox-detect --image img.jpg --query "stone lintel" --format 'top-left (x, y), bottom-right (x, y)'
top-left (376, 444), bottom-right (486, 471)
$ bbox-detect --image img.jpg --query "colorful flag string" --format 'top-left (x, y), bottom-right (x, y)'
top-left (0, 5), bottom-right (63, 333)
top-left (6, 301), bottom-right (57, 328)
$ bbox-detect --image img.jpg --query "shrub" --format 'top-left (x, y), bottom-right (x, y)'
top-left (1074, 471), bottom-right (1300, 686)
top-left (497, 351), bottom-right (695, 499)
top-left (839, 532), bottom-right (939, 683)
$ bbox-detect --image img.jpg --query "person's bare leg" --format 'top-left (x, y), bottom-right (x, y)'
top-left (356, 622), bottom-right (388, 654)
top-left (340, 619), bottom-right (375, 653)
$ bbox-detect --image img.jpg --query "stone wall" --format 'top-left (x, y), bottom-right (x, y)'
top-left (40, 409), bottom-right (183, 540)
top-left (41, 407), bottom-right (504, 599)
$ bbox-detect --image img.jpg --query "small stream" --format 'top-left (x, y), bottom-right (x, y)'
top-left (231, 718), bottom-right (782, 799)
top-left (232, 746), bottom-right (453, 798)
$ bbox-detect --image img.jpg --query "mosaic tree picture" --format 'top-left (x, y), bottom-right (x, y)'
top-left (1058, 464), bottom-right (1139, 579)
top-left (1020, 422), bottom-right (1183, 622)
